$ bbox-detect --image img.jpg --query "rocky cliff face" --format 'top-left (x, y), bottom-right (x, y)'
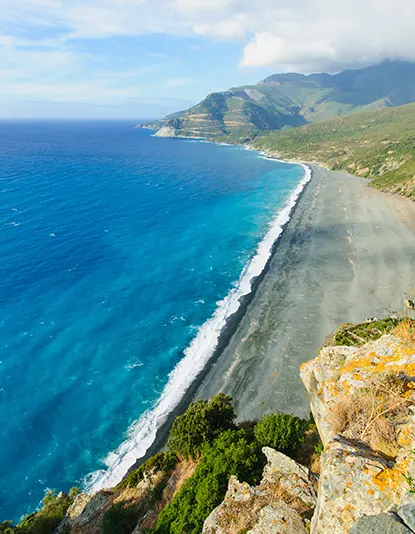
top-left (202, 447), bottom-right (317, 534)
top-left (301, 333), bottom-right (415, 533)
top-left (55, 325), bottom-right (415, 533)
top-left (203, 328), bottom-right (415, 534)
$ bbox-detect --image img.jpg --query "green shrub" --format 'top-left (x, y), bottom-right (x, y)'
top-left (0, 521), bottom-right (16, 533)
top-left (117, 452), bottom-right (177, 490)
top-left (314, 439), bottom-right (324, 456)
top-left (254, 412), bottom-right (309, 453)
top-left (101, 502), bottom-right (139, 534)
top-left (153, 429), bottom-right (265, 534)
top-left (167, 394), bottom-right (235, 460)
top-left (16, 489), bottom-right (79, 534)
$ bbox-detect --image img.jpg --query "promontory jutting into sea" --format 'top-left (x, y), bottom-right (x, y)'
top-left (1, 4), bottom-right (415, 530)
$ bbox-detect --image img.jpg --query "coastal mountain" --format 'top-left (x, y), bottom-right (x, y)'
top-left (252, 101), bottom-right (415, 199)
top-left (153, 60), bottom-right (415, 138)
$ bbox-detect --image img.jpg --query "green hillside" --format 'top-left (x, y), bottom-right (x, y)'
top-left (251, 102), bottom-right (415, 199)
top-left (154, 61), bottom-right (415, 138)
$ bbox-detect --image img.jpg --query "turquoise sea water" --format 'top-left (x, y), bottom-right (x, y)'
top-left (0, 121), bottom-right (306, 521)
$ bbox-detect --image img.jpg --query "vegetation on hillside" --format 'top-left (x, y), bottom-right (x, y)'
top-left (251, 102), bottom-right (415, 199)
top-left (0, 395), bottom-right (311, 534)
top-left (0, 488), bottom-right (80, 534)
top-left (154, 61), bottom-right (415, 137)
top-left (167, 393), bottom-right (235, 460)
top-left (152, 429), bottom-right (265, 534)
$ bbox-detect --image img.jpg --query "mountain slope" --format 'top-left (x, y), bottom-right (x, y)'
top-left (154, 61), bottom-right (415, 138)
top-left (251, 102), bottom-right (415, 199)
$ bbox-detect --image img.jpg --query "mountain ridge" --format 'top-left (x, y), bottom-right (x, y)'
top-left (152, 60), bottom-right (415, 138)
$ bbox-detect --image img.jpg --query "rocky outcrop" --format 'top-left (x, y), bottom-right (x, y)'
top-left (202, 447), bottom-right (316, 533)
top-left (57, 459), bottom-right (197, 534)
top-left (57, 470), bottom-right (166, 534)
top-left (56, 490), bottom-right (114, 534)
top-left (301, 333), bottom-right (415, 533)
top-left (153, 125), bottom-right (178, 137)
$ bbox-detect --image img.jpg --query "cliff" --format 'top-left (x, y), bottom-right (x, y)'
top-left (152, 61), bottom-right (415, 138)
top-left (301, 323), bottom-right (415, 533)
top-left (3, 318), bottom-right (415, 533)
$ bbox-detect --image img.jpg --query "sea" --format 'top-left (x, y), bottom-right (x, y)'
top-left (0, 120), bottom-right (308, 522)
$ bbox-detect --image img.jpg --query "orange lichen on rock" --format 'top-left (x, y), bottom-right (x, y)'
top-left (372, 456), bottom-right (411, 500)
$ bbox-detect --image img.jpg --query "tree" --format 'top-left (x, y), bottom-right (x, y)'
top-left (167, 394), bottom-right (235, 459)
top-left (254, 411), bottom-right (309, 452)
top-left (154, 429), bottom-right (265, 534)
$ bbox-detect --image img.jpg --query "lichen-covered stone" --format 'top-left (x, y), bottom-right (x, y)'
top-left (202, 449), bottom-right (316, 533)
top-left (247, 503), bottom-right (307, 534)
top-left (301, 334), bottom-right (415, 534)
top-left (311, 435), bottom-right (394, 533)
top-left (262, 447), bottom-right (310, 479)
top-left (300, 335), bottom-right (415, 446)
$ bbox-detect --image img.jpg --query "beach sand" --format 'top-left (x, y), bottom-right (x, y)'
top-left (193, 165), bottom-right (415, 421)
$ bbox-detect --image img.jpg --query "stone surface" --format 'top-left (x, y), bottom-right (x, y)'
top-left (349, 512), bottom-right (413, 533)
top-left (300, 335), bottom-right (415, 446)
top-left (263, 447), bottom-right (309, 479)
top-left (58, 469), bottom-right (167, 534)
top-left (398, 504), bottom-right (415, 532)
top-left (247, 504), bottom-right (307, 534)
top-left (202, 449), bottom-right (316, 533)
top-left (311, 435), bottom-right (395, 533)
top-left (57, 491), bottom-right (113, 534)
top-left (300, 334), bottom-right (415, 534)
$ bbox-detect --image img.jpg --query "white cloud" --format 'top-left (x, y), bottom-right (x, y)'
top-left (236, 0), bottom-right (415, 71)
top-left (2, 0), bottom-right (415, 72)
top-left (240, 32), bottom-right (336, 70)
top-left (194, 19), bottom-right (246, 40)
top-left (0, 0), bottom-right (415, 117)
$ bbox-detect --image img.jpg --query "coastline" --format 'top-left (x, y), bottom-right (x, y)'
top-left (86, 156), bottom-right (312, 491)
top-left (87, 142), bottom-right (415, 495)
top-left (192, 164), bottom-right (415, 422)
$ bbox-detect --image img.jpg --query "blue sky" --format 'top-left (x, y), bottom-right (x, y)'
top-left (1, 0), bottom-right (414, 119)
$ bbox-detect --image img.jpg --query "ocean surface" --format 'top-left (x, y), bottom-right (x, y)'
top-left (0, 120), bottom-right (306, 522)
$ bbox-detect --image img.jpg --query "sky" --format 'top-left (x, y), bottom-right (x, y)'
top-left (1, 0), bottom-right (415, 119)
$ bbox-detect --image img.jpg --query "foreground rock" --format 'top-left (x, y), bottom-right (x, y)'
top-left (57, 459), bottom-right (197, 534)
top-left (301, 333), bottom-right (415, 533)
top-left (202, 447), bottom-right (316, 533)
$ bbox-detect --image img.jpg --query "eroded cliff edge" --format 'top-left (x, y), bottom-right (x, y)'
top-left (201, 319), bottom-right (415, 533)
top-left (9, 319), bottom-right (415, 533)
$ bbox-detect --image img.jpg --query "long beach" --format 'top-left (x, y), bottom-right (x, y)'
top-left (193, 165), bottom-right (415, 420)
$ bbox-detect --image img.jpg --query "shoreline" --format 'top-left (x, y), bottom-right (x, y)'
top-left (192, 164), bottom-right (415, 422)
top-left (86, 156), bottom-right (312, 491)
top-left (122, 163), bottom-right (314, 475)
top-left (86, 141), bottom-right (415, 494)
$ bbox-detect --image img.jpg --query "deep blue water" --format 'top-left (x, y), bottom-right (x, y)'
top-left (0, 121), bottom-right (305, 522)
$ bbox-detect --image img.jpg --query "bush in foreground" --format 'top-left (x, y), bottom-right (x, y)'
top-left (101, 501), bottom-right (141, 534)
top-left (167, 393), bottom-right (235, 460)
top-left (254, 412), bottom-right (309, 453)
top-left (153, 429), bottom-right (265, 534)
top-left (13, 488), bottom-right (80, 534)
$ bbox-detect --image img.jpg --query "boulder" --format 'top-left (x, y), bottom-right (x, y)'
top-left (350, 512), bottom-right (413, 533)
top-left (202, 448), bottom-right (316, 533)
top-left (301, 334), bottom-right (415, 534)
top-left (248, 503), bottom-right (308, 534)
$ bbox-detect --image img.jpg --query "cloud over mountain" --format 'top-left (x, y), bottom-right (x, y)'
top-left (0, 0), bottom-right (414, 116)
